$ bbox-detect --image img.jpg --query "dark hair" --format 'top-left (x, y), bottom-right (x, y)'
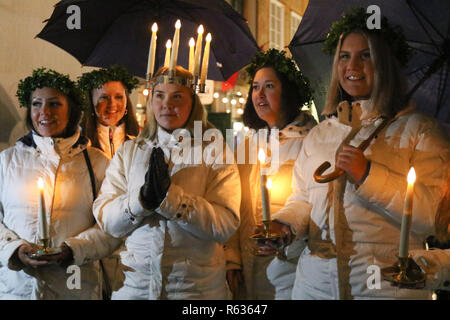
top-left (81, 85), bottom-right (140, 149)
top-left (26, 89), bottom-right (82, 138)
top-left (243, 65), bottom-right (307, 130)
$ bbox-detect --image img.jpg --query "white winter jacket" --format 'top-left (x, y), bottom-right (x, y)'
top-left (273, 102), bottom-right (449, 299)
top-left (225, 114), bottom-right (315, 299)
top-left (96, 123), bottom-right (131, 160)
top-left (0, 129), bottom-right (121, 300)
top-left (93, 126), bottom-right (241, 300)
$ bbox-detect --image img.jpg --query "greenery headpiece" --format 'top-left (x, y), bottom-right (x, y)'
top-left (246, 48), bottom-right (313, 105)
top-left (77, 65), bottom-right (139, 94)
top-left (16, 67), bottom-right (85, 109)
top-left (322, 7), bottom-right (411, 67)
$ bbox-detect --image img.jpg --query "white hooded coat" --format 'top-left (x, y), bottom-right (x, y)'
top-left (225, 114), bottom-right (316, 299)
top-left (0, 129), bottom-right (121, 300)
top-left (273, 102), bottom-right (449, 299)
top-left (93, 125), bottom-right (241, 300)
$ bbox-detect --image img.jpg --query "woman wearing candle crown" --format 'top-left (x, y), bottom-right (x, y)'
top-left (93, 65), bottom-right (241, 300)
top-left (225, 49), bottom-right (316, 300)
top-left (0, 68), bottom-right (121, 299)
top-left (78, 65), bottom-right (140, 160)
top-left (256, 8), bottom-right (449, 299)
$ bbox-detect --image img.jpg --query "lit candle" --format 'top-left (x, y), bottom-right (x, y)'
top-left (146, 23), bottom-right (158, 78)
top-left (200, 33), bottom-right (212, 85)
top-left (193, 25), bottom-right (204, 77)
top-left (164, 39), bottom-right (172, 68)
top-left (37, 178), bottom-right (48, 240)
top-left (169, 20), bottom-right (181, 73)
top-left (399, 167), bottom-right (416, 258)
top-left (259, 149), bottom-right (271, 221)
top-left (188, 37), bottom-right (195, 74)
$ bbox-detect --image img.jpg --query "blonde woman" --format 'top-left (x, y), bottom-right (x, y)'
top-left (256, 8), bottom-right (449, 299)
top-left (93, 66), bottom-right (241, 300)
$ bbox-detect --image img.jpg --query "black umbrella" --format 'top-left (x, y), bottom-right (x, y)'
top-left (289, 0), bottom-right (450, 127)
top-left (36, 0), bottom-right (260, 81)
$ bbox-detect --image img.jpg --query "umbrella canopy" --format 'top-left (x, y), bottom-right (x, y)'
top-left (36, 0), bottom-right (260, 81)
top-left (289, 0), bottom-right (450, 126)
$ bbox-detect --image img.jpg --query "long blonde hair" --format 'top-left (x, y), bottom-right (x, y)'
top-left (136, 66), bottom-right (211, 144)
top-left (323, 30), bottom-right (408, 118)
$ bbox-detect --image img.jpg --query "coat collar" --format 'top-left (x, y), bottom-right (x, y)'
top-left (20, 128), bottom-right (88, 159)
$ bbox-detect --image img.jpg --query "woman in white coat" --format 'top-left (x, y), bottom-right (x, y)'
top-left (93, 66), bottom-right (241, 300)
top-left (225, 49), bottom-right (316, 299)
top-left (78, 65), bottom-right (141, 299)
top-left (257, 8), bottom-right (449, 299)
top-left (0, 68), bottom-right (120, 299)
top-left (78, 65), bottom-right (140, 160)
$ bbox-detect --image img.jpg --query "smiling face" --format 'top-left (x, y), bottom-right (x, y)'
top-left (337, 32), bottom-right (374, 100)
top-left (151, 83), bottom-right (193, 132)
top-left (92, 81), bottom-right (127, 127)
top-left (30, 87), bottom-right (70, 137)
top-left (251, 67), bottom-right (282, 128)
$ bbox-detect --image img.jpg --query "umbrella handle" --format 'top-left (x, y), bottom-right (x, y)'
top-left (313, 161), bottom-right (345, 183)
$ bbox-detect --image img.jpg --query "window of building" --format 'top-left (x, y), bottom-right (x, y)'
top-left (231, 0), bottom-right (244, 15)
top-left (269, 0), bottom-right (284, 50)
top-left (290, 11), bottom-right (303, 41)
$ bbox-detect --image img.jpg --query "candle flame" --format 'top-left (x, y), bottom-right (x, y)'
top-left (189, 38), bottom-right (195, 47)
top-left (151, 23), bottom-right (158, 32)
top-left (206, 33), bottom-right (212, 42)
top-left (198, 25), bottom-right (204, 34)
top-left (37, 178), bottom-right (44, 190)
top-left (143, 89), bottom-right (149, 96)
top-left (258, 148), bottom-right (266, 163)
top-left (267, 178), bottom-right (272, 189)
top-left (407, 167), bottom-right (416, 184)
top-left (166, 39), bottom-right (172, 48)
top-left (175, 19), bottom-right (181, 28)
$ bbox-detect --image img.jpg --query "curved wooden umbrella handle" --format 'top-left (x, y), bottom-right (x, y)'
top-left (313, 161), bottom-right (345, 183)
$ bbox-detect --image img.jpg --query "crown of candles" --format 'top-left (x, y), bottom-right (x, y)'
top-left (146, 20), bottom-right (212, 93)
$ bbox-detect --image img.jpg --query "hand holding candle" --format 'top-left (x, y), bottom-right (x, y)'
top-left (259, 148), bottom-right (271, 222)
top-left (146, 22), bottom-right (158, 79)
top-left (399, 167), bottom-right (416, 258)
top-left (37, 178), bottom-right (48, 240)
top-left (169, 20), bottom-right (181, 73)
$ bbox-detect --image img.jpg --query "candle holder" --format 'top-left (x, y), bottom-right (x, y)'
top-left (381, 255), bottom-right (426, 289)
top-left (30, 238), bottom-right (62, 258)
top-left (249, 220), bottom-right (282, 256)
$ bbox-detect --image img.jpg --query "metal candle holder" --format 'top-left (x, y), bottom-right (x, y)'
top-left (381, 255), bottom-right (426, 289)
top-left (31, 238), bottom-right (62, 258)
top-left (249, 220), bottom-right (282, 256)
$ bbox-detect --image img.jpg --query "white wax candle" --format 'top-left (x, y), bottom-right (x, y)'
top-left (169, 20), bottom-right (181, 72)
top-left (146, 23), bottom-right (158, 77)
top-left (193, 25), bottom-right (204, 77)
top-left (37, 178), bottom-right (48, 240)
top-left (200, 33), bottom-right (212, 85)
top-left (164, 39), bottom-right (172, 68)
top-left (188, 38), bottom-right (195, 74)
top-left (399, 167), bottom-right (416, 258)
top-left (258, 149), bottom-right (271, 221)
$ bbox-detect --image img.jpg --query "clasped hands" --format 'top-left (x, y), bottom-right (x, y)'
top-left (253, 221), bottom-right (293, 256)
top-left (140, 147), bottom-right (171, 211)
